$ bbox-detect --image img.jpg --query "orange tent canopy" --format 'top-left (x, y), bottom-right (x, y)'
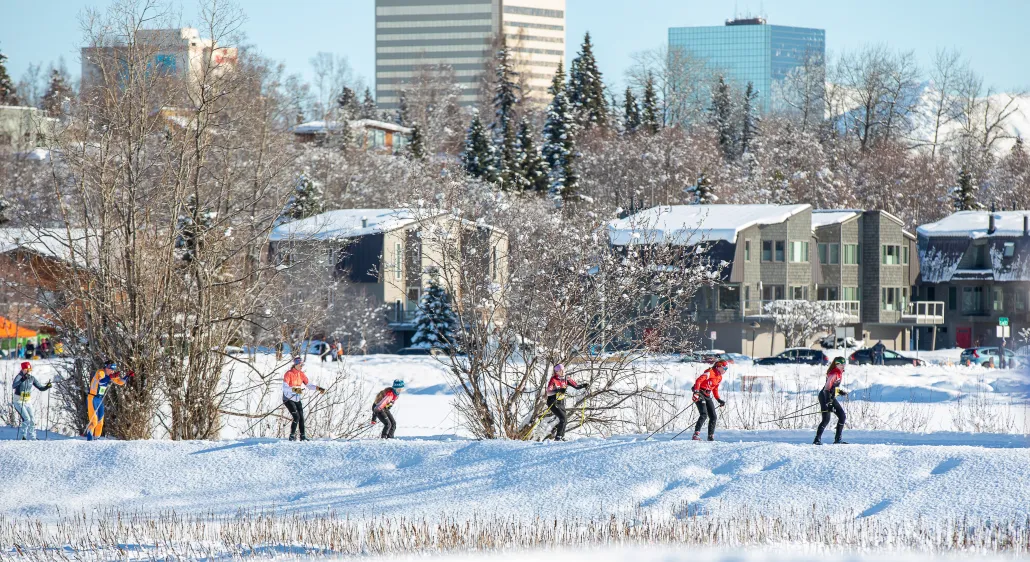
top-left (0, 317), bottom-right (37, 339)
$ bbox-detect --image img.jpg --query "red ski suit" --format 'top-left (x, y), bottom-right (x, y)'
top-left (823, 364), bottom-right (844, 393)
top-left (692, 368), bottom-right (723, 401)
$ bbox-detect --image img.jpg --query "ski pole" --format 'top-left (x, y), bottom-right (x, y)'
top-left (774, 402), bottom-right (820, 419)
top-left (758, 410), bottom-right (827, 424)
top-left (668, 412), bottom-right (700, 441)
top-left (645, 403), bottom-right (695, 440)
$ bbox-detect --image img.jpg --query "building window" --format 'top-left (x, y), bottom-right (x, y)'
top-left (395, 242), bottom-right (403, 280)
top-left (789, 241), bottom-right (809, 263)
top-left (1003, 242), bottom-right (1016, 258)
top-left (842, 287), bottom-right (859, 302)
top-left (395, 299), bottom-right (403, 322)
top-left (1015, 289), bottom-right (1027, 312)
top-left (762, 284), bottom-right (785, 301)
top-left (719, 285), bottom-right (740, 310)
top-left (961, 286), bottom-right (985, 315)
top-left (903, 246), bottom-right (909, 265)
top-left (762, 240), bottom-right (772, 262)
top-left (744, 285), bottom-right (750, 307)
top-left (503, 5), bottom-right (564, 18)
top-left (790, 285), bottom-right (808, 300)
top-left (775, 240), bottom-right (785, 262)
top-left (744, 240), bottom-right (751, 261)
top-left (882, 287), bottom-right (900, 311)
top-left (491, 245), bottom-right (498, 281)
top-left (882, 245), bottom-right (902, 265)
top-left (843, 244), bottom-right (860, 265)
top-left (817, 286), bottom-right (839, 301)
top-left (818, 243), bottom-right (840, 265)
top-left (949, 286), bottom-right (957, 310)
top-left (993, 287), bottom-right (1004, 311)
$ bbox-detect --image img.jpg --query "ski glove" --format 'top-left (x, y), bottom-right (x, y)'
top-left (837, 389), bottom-right (848, 397)
top-left (44, 382), bottom-right (52, 390)
top-left (316, 386), bottom-right (326, 394)
top-left (691, 392), bottom-right (700, 403)
top-left (717, 398), bottom-right (726, 407)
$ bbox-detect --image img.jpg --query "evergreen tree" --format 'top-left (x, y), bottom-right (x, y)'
top-left (709, 75), bottom-right (735, 160)
top-left (0, 50), bottom-right (19, 106)
top-left (411, 272), bottom-right (458, 350)
top-left (951, 166), bottom-right (983, 211)
top-left (515, 118), bottom-right (550, 193)
top-left (684, 172), bottom-right (718, 205)
top-left (176, 194), bottom-right (216, 263)
top-left (542, 63), bottom-right (578, 199)
top-left (641, 72), bottom-right (660, 134)
top-left (408, 123), bottom-right (427, 161)
top-left (461, 112), bottom-right (498, 183)
top-left (0, 195), bottom-right (10, 225)
top-left (284, 174), bottom-right (325, 220)
top-left (361, 87), bottom-right (378, 119)
top-left (567, 33), bottom-right (607, 129)
top-left (40, 67), bottom-right (72, 117)
top-left (740, 81), bottom-right (760, 155)
top-left (491, 38), bottom-right (523, 190)
top-left (623, 87), bottom-right (641, 133)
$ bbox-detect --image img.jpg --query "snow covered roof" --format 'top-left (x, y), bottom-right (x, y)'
top-left (290, 119), bottom-right (413, 135)
top-left (609, 204), bottom-right (810, 246)
top-left (270, 209), bottom-right (427, 242)
top-left (0, 228), bottom-right (88, 265)
top-left (812, 210), bottom-right (861, 229)
top-left (917, 211), bottom-right (1030, 239)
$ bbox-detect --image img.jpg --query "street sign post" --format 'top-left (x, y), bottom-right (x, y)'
top-left (999, 317), bottom-right (1009, 327)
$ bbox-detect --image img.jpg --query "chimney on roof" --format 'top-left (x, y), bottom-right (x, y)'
top-left (988, 213), bottom-right (996, 235)
top-left (361, 216), bottom-right (368, 229)
top-left (1024, 215), bottom-right (1029, 237)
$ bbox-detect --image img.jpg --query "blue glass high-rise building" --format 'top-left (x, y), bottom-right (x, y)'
top-left (668, 18), bottom-right (825, 114)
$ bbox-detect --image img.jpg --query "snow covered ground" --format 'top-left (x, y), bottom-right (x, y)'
top-left (373, 547), bottom-right (1023, 562)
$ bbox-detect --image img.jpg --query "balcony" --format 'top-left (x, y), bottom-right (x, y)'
top-left (901, 301), bottom-right (945, 325)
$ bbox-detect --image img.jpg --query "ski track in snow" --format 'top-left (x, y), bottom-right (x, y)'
top-left (0, 430), bottom-right (1027, 524)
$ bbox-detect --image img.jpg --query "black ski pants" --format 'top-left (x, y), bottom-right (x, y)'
top-left (816, 389), bottom-right (846, 442)
top-left (374, 408), bottom-right (396, 438)
top-left (284, 399), bottom-right (306, 439)
top-left (694, 393), bottom-right (718, 437)
top-left (547, 395), bottom-right (569, 440)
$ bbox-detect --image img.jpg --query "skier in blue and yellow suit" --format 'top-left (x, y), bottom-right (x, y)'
top-left (86, 361), bottom-right (128, 440)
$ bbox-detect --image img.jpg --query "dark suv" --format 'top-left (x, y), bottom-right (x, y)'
top-left (754, 348), bottom-right (828, 366)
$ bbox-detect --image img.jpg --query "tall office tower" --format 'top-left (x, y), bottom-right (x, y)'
top-left (668, 17), bottom-right (825, 114)
top-left (375, 0), bottom-right (566, 110)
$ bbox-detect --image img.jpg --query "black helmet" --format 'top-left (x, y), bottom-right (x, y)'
top-left (832, 356), bottom-right (846, 365)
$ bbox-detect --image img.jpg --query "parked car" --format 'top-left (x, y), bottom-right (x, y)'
top-left (849, 348), bottom-right (927, 366)
top-left (754, 348), bottom-right (828, 366)
top-left (819, 335), bottom-right (860, 349)
top-left (959, 347), bottom-right (1024, 368)
top-left (680, 350), bottom-right (735, 364)
top-left (397, 347), bottom-right (445, 356)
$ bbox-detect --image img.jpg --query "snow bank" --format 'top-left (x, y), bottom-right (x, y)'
top-left (1, 432), bottom-right (1027, 524)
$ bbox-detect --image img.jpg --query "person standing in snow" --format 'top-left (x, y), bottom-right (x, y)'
top-left (545, 364), bottom-right (588, 441)
top-left (814, 356), bottom-right (849, 445)
top-left (11, 362), bottom-right (52, 440)
top-left (86, 361), bottom-right (131, 441)
top-left (371, 380), bottom-right (404, 438)
top-left (871, 340), bottom-right (886, 365)
top-left (691, 359), bottom-right (728, 441)
top-left (282, 356), bottom-right (326, 441)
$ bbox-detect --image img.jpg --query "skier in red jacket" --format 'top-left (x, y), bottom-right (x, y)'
top-left (691, 359), bottom-right (729, 441)
top-left (546, 364), bottom-right (588, 441)
top-left (814, 357), bottom-right (849, 445)
top-left (371, 379), bottom-right (405, 438)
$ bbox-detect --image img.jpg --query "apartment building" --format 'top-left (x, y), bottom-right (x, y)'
top-left (610, 205), bottom-right (939, 356)
top-left (269, 209), bottom-right (508, 350)
top-left (375, 0), bottom-right (565, 109)
top-left (917, 211), bottom-right (1030, 349)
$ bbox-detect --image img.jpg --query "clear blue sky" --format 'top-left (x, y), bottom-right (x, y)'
top-left (1, 0), bottom-right (1028, 92)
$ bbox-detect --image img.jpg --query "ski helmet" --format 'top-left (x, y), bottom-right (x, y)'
top-left (554, 364), bottom-right (564, 374)
top-left (392, 379), bottom-right (405, 390)
top-left (833, 356), bottom-right (846, 365)
top-left (104, 360), bottom-right (117, 370)
top-left (21, 361), bottom-right (30, 371)
top-left (713, 359), bottom-right (730, 372)
top-left (293, 356), bottom-right (304, 366)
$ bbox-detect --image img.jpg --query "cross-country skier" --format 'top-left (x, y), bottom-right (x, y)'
top-left (545, 364), bottom-right (588, 441)
top-left (691, 359), bottom-right (729, 441)
top-left (11, 362), bottom-right (51, 440)
top-left (371, 380), bottom-right (404, 438)
top-left (814, 356), bottom-right (849, 445)
top-left (282, 356), bottom-right (326, 441)
top-left (86, 361), bottom-right (130, 441)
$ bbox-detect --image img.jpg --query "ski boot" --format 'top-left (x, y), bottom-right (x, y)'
top-left (289, 434), bottom-right (298, 442)
top-left (813, 438), bottom-right (823, 445)
top-left (833, 440), bottom-right (848, 444)
top-left (691, 431), bottom-right (701, 441)
top-left (707, 434), bottom-right (715, 442)
top-left (299, 435), bottom-right (309, 442)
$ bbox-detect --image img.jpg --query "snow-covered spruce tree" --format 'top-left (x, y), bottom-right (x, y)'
top-left (951, 166), bottom-right (983, 211)
top-left (0, 50), bottom-right (19, 106)
top-left (408, 123), bottom-right (427, 161)
top-left (284, 174), bottom-right (325, 220)
top-left (709, 75), bottom-right (735, 160)
top-left (740, 81), bottom-right (760, 155)
top-left (461, 112), bottom-right (498, 183)
top-left (175, 193), bottom-right (216, 264)
top-left (0, 195), bottom-right (10, 225)
top-left (516, 117), bottom-right (550, 193)
top-left (567, 32), bottom-right (607, 129)
top-left (411, 272), bottom-right (458, 350)
top-left (685, 172), bottom-right (717, 205)
top-left (491, 38), bottom-right (523, 191)
top-left (361, 87), bottom-right (378, 119)
top-left (542, 63), bottom-right (578, 200)
top-left (623, 87), bottom-right (641, 133)
top-left (641, 72), bottom-right (660, 134)
top-left (41, 67), bottom-right (73, 117)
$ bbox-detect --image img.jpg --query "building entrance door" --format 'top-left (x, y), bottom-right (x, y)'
top-left (956, 326), bottom-right (972, 349)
